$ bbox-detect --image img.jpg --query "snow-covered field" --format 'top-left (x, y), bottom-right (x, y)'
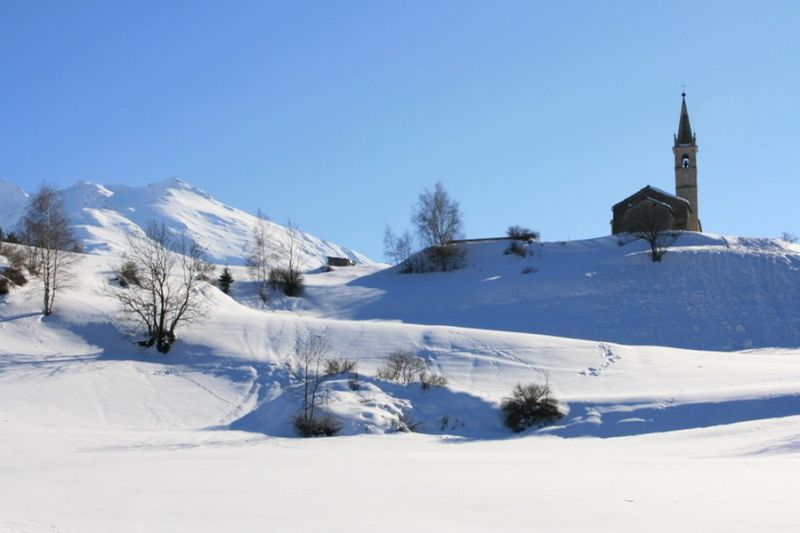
top-left (1, 182), bottom-right (799, 531)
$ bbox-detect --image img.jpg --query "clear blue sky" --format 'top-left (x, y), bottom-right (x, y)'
top-left (2, 1), bottom-right (799, 259)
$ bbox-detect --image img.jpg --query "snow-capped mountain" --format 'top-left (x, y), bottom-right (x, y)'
top-left (2, 178), bottom-right (371, 267)
top-left (0, 180), bottom-right (29, 233)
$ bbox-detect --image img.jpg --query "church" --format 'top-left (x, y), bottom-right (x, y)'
top-left (611, 93), bottom-right (701, 234)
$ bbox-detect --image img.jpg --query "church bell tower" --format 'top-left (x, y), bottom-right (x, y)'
top-left (673, 92), bottom-right (701, 231)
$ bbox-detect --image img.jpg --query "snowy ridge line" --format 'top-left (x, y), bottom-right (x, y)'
top-left (1, 178), bottom-right (372, 267)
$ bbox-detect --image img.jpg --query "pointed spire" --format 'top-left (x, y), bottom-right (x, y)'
top-left (675, 92), bottom-right (695, 145)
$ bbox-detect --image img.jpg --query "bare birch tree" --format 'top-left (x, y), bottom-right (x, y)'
top-left (20, 186), bottom-right (80, 315)
top-left (411, 182), bottom-right (465, 271)
top-left (246, 210), bottom-right (272, 302)
top-left (270, 220), bottom-right (304, 296)
top-left (383, 225), bottom-right (413, 266)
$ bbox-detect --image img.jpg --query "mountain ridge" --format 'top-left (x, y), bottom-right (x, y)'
top-left (1, 178), bottom-right (372, 267)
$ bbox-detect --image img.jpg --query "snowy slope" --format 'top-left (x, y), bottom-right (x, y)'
top-left (2, 178), bottom-right (371, 267)
top-left (2, 236), bottom-right (800, 531)
top-left (299, 233), bottom-right (800, 350)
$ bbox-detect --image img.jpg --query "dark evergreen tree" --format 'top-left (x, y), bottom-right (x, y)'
top-left (218, 265), bottom-right (234, 294)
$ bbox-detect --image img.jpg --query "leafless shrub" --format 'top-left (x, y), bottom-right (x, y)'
top-left (348, 374), bottom-right (361, 391)
top-left (269, 266), bottom-right (304, 297)
top-left (3, 267), bottom-right (27, 286)
top-left (0, 243), bottom-right (26, 270)
top-left (419, 371), bottom-right (448, 390)
top-left (115, 260), bottom-right (141, 288)
top-left (294, 415), bottom-right (341, 437)
top-left (376, 350), bottom-right (428, 384)
top-left (781, 232), bottom-right (798, 244)
top-left (324, 357), bottom-right (357, 376)
top-left (292, 330), bottom-right (341, 437)
top-left (392, 410), bottom-right (422, 433)
top-left (376, 350), bottom-right (448, 390)
top-left (504, 241), bottom-right (528, 257)
top-left (501, 381), bottom-right (563, 432)
top-left (506, 225), bottom-right (539, 241)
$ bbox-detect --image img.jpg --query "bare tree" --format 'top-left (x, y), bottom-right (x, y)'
top-left (247, 210), bottom-right (272, 302)
top-left (110, 222), bottom-right (213, 353)
top-left (625, 200), bottom-right (678, 262)
top-left (19, 186), bottom-right (80, 315)
top-left (270, 220), bottom-right (304, 296)
top-left (411, 182), bottom-right (465, 271)
top-left (292, 330), bottom-right (340, 437)
top-left (383, 225), bottom-right (413, 266)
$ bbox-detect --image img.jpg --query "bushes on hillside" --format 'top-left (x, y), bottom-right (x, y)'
top-left (501, 381), bottom-right (563, 432)
top-left (504, 240), bottom-right (528, 257)
top-left (115, 260), bottom-right (141, 288)
top-left (294, 414), bottom-right (342, 437)
top-left (324, 357), bottom-right (357, 376)
top-left (4, 267), bottom-right (27, 286)
top-left (376, 349), bottom-right (448, 389)
top-left (269, 266), bottom-right (304, 296)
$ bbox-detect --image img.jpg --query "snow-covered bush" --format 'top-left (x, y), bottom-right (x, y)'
top-left (501, 382), bottom-right (563, 432)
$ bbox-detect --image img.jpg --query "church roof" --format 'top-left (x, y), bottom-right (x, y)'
top-left (675, 93), bottom-right (695, 145)
top-left (611, 185), bottom-right (690, 211)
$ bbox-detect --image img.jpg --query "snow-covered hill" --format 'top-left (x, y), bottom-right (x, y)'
top-left (1, 178), bottom-right (371, 267)
top-left (299, 233), bottom-right (800, 351)
top-left (3, 187), bottom-right (800, 530)
top-left (1, 243), bottom-right (800, 531)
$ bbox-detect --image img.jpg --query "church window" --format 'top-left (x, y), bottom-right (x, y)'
top-left (681, 155), bottom-right (690, 168)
